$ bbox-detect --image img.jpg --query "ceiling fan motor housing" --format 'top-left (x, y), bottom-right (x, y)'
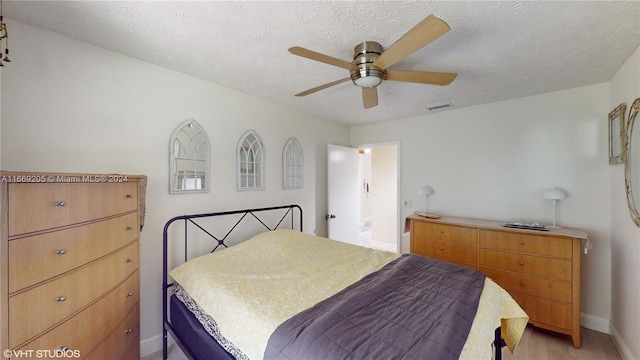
top-left (351, 41), bottom-right (385, 87)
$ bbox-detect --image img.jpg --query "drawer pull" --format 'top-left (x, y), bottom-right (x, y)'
top-left (126, 226), bottom-right (133, 231)
top-left (56, 295), bottom-right (67, 302)
top-left (440, 247), bottom-right (445, 251)
top-left (125, 329), bottom-right (133, 334)
top-left (520, 241), bottom-right (525, 245)
top-left (519, 261), bottom-right (524, 266)
top-left (55, 201), bottom-right (67, 207)
top-left (126, 258), bottom-right (134, 263)
top-left (59, 347), bottom-right (68, 352)
top-left (126, 292), bottom-right (134, 297)
top-left (56, 248), bottom-right (68, 255)
top-left (126, 194), bottom-right (133, 198)
top-left (519, 282), bottom-right (525, 286)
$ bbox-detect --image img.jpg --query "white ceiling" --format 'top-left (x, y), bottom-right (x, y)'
top-left (4, 1), bottom-right (640, 126)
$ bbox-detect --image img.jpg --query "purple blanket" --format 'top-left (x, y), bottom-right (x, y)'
top-left (264, 254), bottom-right (485, 360)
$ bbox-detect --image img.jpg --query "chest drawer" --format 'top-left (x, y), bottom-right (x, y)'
top-left (9, 243), bottom-right (138, 348)
top-left (85, 306), bottom-right (139, 360)
top-left (479, 249), bottom-right (572, 281)
top-left (480, 230), bottom-right (573, 259)
top-left (9, 213), bottom-right (139, 293)
top-left (17, 271), bottom-right (138, 353)
top-left (412, 221), bottom-right (477, 245)
top-left (8, 182), bottom-right (138, 236)
top-left (480, 267), bottom-right (572, 303)
top-left (412, 238), bottom-right (477, 264)
top-left (21, 272), bottom-right (139, 358)
top-left (509, 292), bottom-right (572, 330)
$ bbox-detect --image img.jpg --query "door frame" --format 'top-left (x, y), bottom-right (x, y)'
top-left (355, 141), bottom-right (401, 253)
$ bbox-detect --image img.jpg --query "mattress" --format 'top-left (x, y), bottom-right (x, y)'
top-left (169, 229), bottom-right (528, 359)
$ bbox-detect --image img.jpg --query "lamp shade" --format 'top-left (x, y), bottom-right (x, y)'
top-left (419, 186), bottom-right (434, 196)
top-left (543, 188), bottom-right (567, 200)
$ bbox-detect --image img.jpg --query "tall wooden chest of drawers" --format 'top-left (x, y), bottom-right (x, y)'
top-left (409, 215), bottom-right (587, 348)
top-left (1, 172), bottom-right (146, 359)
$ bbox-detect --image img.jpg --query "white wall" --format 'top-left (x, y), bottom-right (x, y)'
top-left (351, 84), bottom-right (613, 332)
top-left (370, 145), bottom-right (397, 249)
top-left (609, 46), bottom-right (640, 360)
top-left (0, 20), bottom-right (349, 355)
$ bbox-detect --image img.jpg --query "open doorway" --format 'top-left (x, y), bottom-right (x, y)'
top-left (357, 143), bottom-right (399, 253)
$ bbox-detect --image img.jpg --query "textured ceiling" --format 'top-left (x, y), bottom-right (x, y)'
top-left (4, 1), bottom-right (640, 126)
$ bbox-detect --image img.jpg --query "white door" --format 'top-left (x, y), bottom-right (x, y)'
top-left (327, 144), bottom-right (360, 245)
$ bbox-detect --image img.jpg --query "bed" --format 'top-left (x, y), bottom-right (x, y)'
top-left (162, 205), bottom-right (528, 360)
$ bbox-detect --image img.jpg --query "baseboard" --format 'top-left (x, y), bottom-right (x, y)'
top-left (581, 312), bottom-right (610, 334)
top-left (581, 313), bottom-right (637, 360)
top-left (141, 333), bottom-right (174, 358)
top-left (610, 323), bottom-right (636, 360)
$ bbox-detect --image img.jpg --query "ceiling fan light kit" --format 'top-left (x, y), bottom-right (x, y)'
top-left (350, 41), bottom-right (384, 88)
top-left (288, 15), bottom-right (457, 109)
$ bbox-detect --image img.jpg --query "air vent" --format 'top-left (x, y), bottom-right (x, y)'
top-left (427, 103), bottom-right (453, 111)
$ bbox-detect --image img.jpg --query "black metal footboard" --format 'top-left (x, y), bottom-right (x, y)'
top-left (162, 205), bottom-right (303, 360)
top-left (494, 327), bottom-right (506, 360)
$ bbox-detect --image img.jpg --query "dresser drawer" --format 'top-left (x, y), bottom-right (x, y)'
top-left (16, 271), bottom-right (138, 353)
top-left (9, 243), bottom-right (138, 347)
top-left (480, 230), bottom-right (573, 259)
top-left (9, 213), bottom-right (139, 293)
top-left (479, 249), bottom-right (572, 281)
top-left (8, 182), bottom-right (138, 236)
top-left (412, 221), bottom-right (477, 245)
top-left (85, 306), bottom-right (139, 360)
top-left (441, 259), bottom-right (478, 271)
top-left (413, 238), bottom-right (477, 264)
top-left (510, 293), bottom-right (572, 331)
top-left (480, 267), bottom-right (572, 303)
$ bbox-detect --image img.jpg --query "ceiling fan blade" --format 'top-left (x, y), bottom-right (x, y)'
top-left (289, 46), bottom-right (357, 71)
top-left (294, 77), bottom-right (351, 97)
top-left (385, 70), bottom-right (457, 85)
top-left (362, 87), bottom-right (378, 109)
top-left (373, 15), bottom-right (450, 70)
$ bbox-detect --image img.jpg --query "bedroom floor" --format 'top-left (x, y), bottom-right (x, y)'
top-left (146, 326), bottom-right (620, 360)
top-left (502, 326), bottom-right (621, 360)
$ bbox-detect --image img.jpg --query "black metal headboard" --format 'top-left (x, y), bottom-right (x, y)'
top-left (162, 204), bottom-right (302, 359)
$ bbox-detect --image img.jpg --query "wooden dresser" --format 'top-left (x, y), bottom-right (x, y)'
top-left (0, 171), bottom-right (146, 359)
top-left (409, 215), bottom-right (587, 348)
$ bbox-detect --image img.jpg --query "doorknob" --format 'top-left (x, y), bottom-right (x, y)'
top-left (326, 214), bottom-right (336, 220)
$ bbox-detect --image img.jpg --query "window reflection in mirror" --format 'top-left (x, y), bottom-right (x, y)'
top-left (283, 137), bottom-right (303, 189)
top-left (169, 120), bottom-right (210, 193)
top-left (237, 130), bottom-right (264, 190)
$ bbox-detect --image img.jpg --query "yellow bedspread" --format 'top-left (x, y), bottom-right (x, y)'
top-left (170, 229), bottom-right (528, 359)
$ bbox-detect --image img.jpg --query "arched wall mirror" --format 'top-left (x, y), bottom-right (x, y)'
top-left (237, 130), bottom-right (264, 191)
top-left (282, 137), bottom-right (303, 189)
top-left (624, 98), bottom-right (640, 227)
top-left (169, 120), bottom-right (210, 193)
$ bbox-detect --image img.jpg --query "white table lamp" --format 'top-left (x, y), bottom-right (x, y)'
top-left (543, 188), bottom-right (567, 228)
top-left (418, 185), bottom-right (435, 213)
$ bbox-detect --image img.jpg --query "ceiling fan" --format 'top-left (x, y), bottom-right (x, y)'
top-left (288, 15), bottom-right (457, 109)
